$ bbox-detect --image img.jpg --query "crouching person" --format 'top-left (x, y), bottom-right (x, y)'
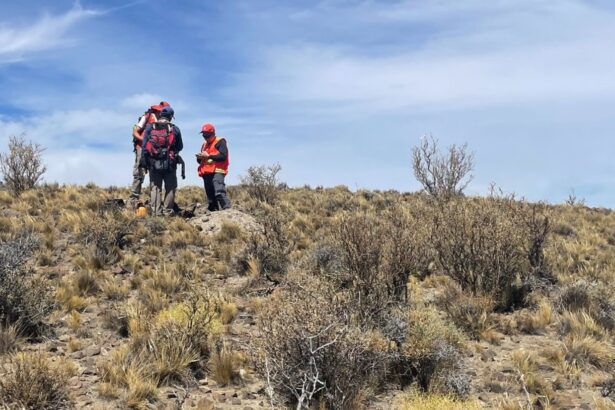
top-left (197, 123), bottom-right (231, 211)
top-left (140, 106), bottom-right (183, 216)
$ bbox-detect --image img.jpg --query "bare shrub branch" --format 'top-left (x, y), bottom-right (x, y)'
top-left (412, 135), bottom-right (474, 200)
top-left (240, 163), bottom-right (283, 204)
top-left (0, 135), bottom-right (47, 196)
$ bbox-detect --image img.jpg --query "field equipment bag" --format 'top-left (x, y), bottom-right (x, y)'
top-left (144, 122), bottom-right (176, 171)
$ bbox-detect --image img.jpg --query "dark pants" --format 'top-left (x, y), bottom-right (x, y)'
top-left (150, 169), bottom-right (177, 216)
top-left (203, 173), bottom-right (231, 211)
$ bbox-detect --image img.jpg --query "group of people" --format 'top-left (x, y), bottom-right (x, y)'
top-left (129, 102), bottom-right (231, 216)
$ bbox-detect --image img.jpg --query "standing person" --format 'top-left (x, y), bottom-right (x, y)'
top-left (197, 123), bottom-right (231, 211)
top-left (129, 101), bottom-right (170, 207)
top-left (140, 106), bottom-right (183, 216)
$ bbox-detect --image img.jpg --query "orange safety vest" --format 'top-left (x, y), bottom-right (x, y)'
top-left (198, 137), bottom-right (229, 177)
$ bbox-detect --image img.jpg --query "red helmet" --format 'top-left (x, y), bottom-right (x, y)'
top-left (159, 101), bottom-right (170, 108)
top-left (201, 123), bottom-right (215, 135)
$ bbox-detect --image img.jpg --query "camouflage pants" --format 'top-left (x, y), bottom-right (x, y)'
top-left (130, 145), bottom-right (145, 203)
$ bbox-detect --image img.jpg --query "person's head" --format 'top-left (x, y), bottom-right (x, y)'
top-left (160, 106), bottom-right (174, 120)
top-left (201, 123), bottom-right (216, 141)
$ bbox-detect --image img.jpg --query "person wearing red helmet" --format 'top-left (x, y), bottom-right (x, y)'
top-left (129, 101), bottom-right (171, 208)
top-left (196, 123), bottom-right (231, 211)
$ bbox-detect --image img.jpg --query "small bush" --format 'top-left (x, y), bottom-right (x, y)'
top-left (412, 135), bottom-right (474, 201)
top-left (81, 210), bottom-right (135, 268)
top-left (0, 135), bottom-right (47, 197)
top-left (430, 196), bottom-right (550, 310)
top-left (333, 212), bottom-right (389, 320)
top-left (0, 232), bottom-right (53, 336)
top-left (240, 163), bottom-right (283, 204)
top-left (397, 307), bottom-right (469, 396)
top-left (234, 208), bottom-right (291, 282)
top-left (0, 352), bottom-right (73, 409)
top-left (252, 276), bottom-right (384, 409)
top-left (436, 282), bottom-right (495, 340)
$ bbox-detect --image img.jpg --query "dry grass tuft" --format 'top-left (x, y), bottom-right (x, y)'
top-left (563, 334), bottom-right (615, 370)
top-left (68, 337), bottom-right (82, 353)
top-left (510, 349), bottom-right (553, 399)
top-left (220, 302), bottom-right (238, 325)
top-left (56, 283), bottom-right (89, 312)
top-left (396, 388), bottom-right (482, 410)
top-left (0, 323), bottom-right (24, 355)
top-left (559, 309), bottom-right (607, 340)
top-left (100, 277), bottom-right (130, 301)
top-left (517, 300), bottom-right (554, 334)
top-left (0, 352), bottom-right (74, 409)
top-left (74, 269), bottom-right (100, 296)
top-left (209, 347), bottom-right (246, 386)
top-left (437, 281), bottom-right (495, 341)
top-left (99, 293), bottom-right (220, 408)
top-left (216, 221), bottom-right (242, 243)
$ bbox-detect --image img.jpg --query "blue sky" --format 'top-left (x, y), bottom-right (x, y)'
top-left (1, 1), bottom-right (615, 206)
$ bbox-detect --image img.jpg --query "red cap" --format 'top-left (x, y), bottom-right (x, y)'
top-left (201, 123), bottom-right (215, 134)
top-left (159, 101), bottom-right (170, 108)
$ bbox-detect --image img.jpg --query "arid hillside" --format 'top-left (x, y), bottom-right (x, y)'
top-left (0, 182), bottom-right (614, 410)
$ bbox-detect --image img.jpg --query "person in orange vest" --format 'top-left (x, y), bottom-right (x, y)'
top-left (129, 101), bottom-right (170, 207)
top-left (196, 123), bottom-right (231, 211)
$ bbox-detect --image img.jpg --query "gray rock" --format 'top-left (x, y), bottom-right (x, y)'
top-left (197, 398), bottom-right (214, 409)
top-left (84, 345), bottom-right (101, 356)
top-left (480, 348), bottom-right (497, 362)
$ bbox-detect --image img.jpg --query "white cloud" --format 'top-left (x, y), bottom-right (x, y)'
top-left (231, 0), bottom-right (615, 114)
top-left (0, 4), bottom-right (100, 63)
top-left (120, 94), bottom-right (166, 111)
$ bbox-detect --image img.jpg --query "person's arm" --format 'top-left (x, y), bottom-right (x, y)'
top-left (207, 139), bottom-right (227, 162)
top-left (132, 125), bottom-right (144, 142)
top-left (139, 124), bottom-right (152, 166)
top-left (173, 126), bottom-right (183, 152)
top-left (132, 115), bottom-right (147, 142)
